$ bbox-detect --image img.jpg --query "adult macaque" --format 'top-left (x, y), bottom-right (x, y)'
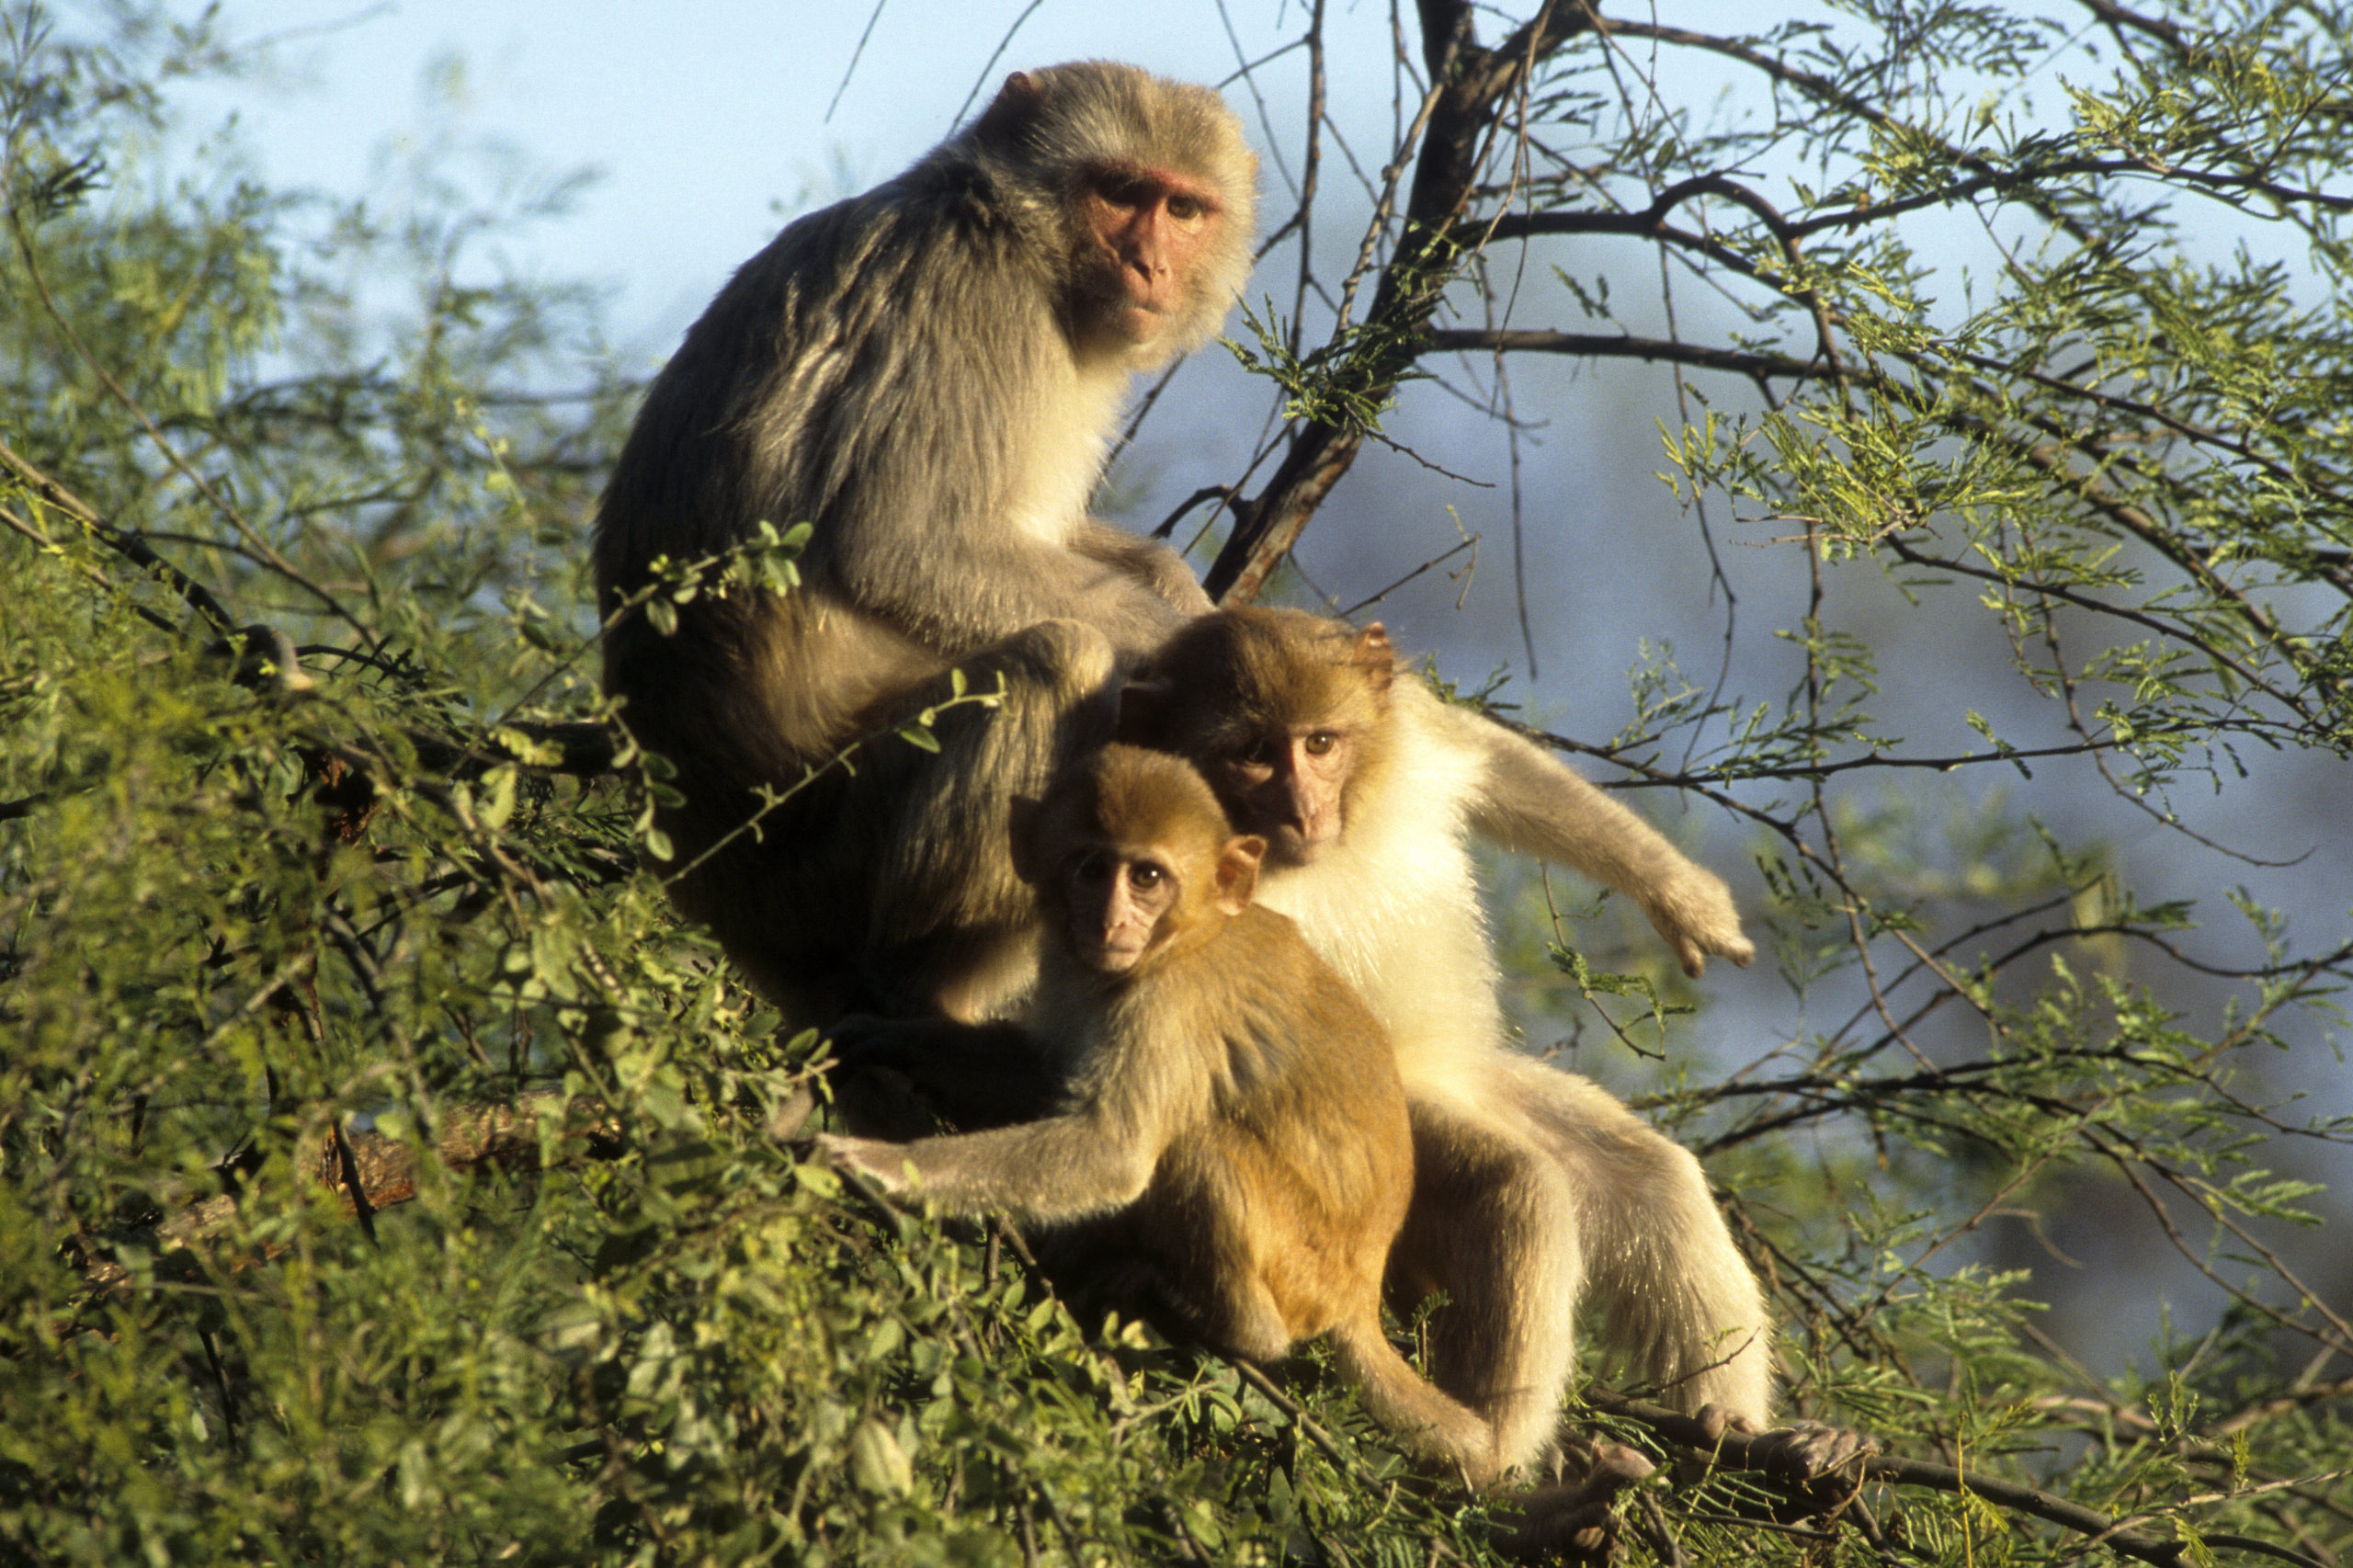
top-left (593, 62), bottom-right (1256, 1020)
top-left (819, 746), bottom-right (1509, 1483)
top-left (1115, 607), bottom-right (1777, 1472)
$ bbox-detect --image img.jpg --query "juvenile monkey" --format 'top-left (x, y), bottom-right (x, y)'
top-left (593, 62), bottom-right (1256, 1020)
top-left (1115, 608), bottom-right (1777, 1472)
top-left (819, 745), bottom-right (1507, 1483)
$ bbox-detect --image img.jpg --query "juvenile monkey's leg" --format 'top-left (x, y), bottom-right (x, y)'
top-left (1389, 1098), bottom-right (1585, 1479)
top-left (1497, 1057), bottom-right (1775, 1426)
top-left (1326, 1312), bottom-right (1506, 1486)
top-left (1125, 1153), bottom-right (1298, 1363)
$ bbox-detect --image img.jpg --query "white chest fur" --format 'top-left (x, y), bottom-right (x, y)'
top-left (1250, 685), bottom-right (1506, 1085)
top-left (1006, 358), bottom-right (1130, 543)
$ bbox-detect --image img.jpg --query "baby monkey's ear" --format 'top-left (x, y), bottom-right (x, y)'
top-left (1214, 834), bottom-right (1266, 915)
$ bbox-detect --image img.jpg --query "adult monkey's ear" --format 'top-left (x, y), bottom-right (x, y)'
top-left (973, 71), bottom-right (1045, 148)
top-left (1113, 678), bottom-right (1173, 744)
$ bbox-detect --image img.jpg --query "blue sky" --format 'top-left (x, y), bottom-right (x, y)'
top-left (183, 3), bottom-right (1318, 351)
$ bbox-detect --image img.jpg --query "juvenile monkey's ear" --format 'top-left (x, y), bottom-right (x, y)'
top-left (1113, 678), bottom-right (1173, 744)
top-left (974, 72), bottom-right (1045, 148)
top-left (1353, 622), bottom-right (1396, 696)
top-left (1214, 835), bottom-right (1266, 915)
top-left (1007, 795), bottom-right (1044, 884)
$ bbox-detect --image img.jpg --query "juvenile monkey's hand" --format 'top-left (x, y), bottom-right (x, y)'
top-left (814, 1132), bottom-right (918, 1197)
top-left (1642, 866), bottom-right (1756, 978)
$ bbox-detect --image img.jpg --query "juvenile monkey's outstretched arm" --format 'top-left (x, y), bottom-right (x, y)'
top-left (1417, 690), bottom-right (1755, 977)
top-left (824, 1000), bottom-right (1209, 1222)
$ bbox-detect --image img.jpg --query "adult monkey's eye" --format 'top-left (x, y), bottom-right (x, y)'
top-left (1166, 193), bottom-right (1204, 221)
top-left (1130, 862), bottom-right (1166, 890)
top-left (1303, 732), bottom-right (1338, 756)
top-left (1100, 174), bottom-right (1150, 208)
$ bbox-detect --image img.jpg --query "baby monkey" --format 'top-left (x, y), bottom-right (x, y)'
top-left (820, 744), bottom-right (1504, 1483)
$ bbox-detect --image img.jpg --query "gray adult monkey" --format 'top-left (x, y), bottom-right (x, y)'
top-left (593, 62), bottom-right (1257, 1022)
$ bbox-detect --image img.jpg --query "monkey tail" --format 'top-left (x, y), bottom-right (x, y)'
top-left (1327, 1314), bottom-right (1506, 1488)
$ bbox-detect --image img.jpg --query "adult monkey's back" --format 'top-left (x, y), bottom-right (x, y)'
top-left (593, 63), bottom-right (1256, 1021)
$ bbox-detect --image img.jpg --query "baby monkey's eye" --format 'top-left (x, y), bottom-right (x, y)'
top-left (1302, 732), bottom-right (1339, 756)
top-left (1129, 862), bottom-right (1167, 890)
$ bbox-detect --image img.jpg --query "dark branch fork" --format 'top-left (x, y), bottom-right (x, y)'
top-left (1206, 0), bottom-right (1596, 604)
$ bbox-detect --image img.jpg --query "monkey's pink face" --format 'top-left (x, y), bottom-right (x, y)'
top-left (1075, 163), bottom-right (1224, 348)
top-left (1211, 727), bottom-right (1356, 867)
top-left (1063, 847), bottom-right (1181, 973)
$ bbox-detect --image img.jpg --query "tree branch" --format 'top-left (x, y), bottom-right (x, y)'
top-left (1584, 1390), bottom-right (2333, 1568)
top-left (1205, 0), bottom-right (1598, 603)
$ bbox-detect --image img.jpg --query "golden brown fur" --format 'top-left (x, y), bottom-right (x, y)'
top-left (821, 746), bottom-right (1503, 1481)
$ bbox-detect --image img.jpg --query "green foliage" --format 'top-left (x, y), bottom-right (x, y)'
top-left (1223, 296), bottom-right (1423, 440)
top-left (0, 11), bottom-right (1515, 1564)
top-left (2, 3), bottom-right (2349, 1566)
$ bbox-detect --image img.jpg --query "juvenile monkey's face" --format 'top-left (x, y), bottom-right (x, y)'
top-left (1209, 722), bottom-right (1358, 867)
top-left (1072, 162), bottom-right (1225, 352)
top-left (1060, 844), bottom-right (1182, 973)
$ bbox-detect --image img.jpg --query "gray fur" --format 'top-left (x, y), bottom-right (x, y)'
top-left (589, 63), bottom-right (1253, 1022)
